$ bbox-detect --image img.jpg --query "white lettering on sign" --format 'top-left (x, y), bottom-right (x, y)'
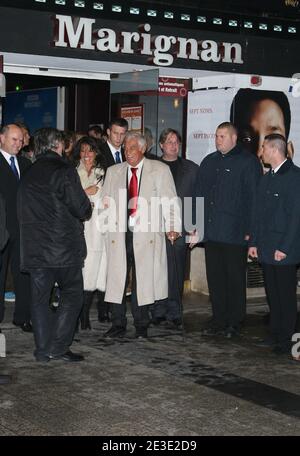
top-left (53, 15), bottom-right (244, 67)
top-left (54, 15), bottom-right (95, 49)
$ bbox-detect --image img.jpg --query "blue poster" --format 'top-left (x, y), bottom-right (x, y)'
top-left (3, 87), bottom-right (58, 134)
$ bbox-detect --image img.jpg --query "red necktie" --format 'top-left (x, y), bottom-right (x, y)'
top-left (129, 167), bottom-right (138, 217)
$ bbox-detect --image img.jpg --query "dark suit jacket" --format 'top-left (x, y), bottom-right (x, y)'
top-left (250, 159), bottom-right (300, 265)
top-left (0, 153), bottom-right (31, 240)
top-left (160, 157), bottom-right (198, 301)
top-left (99, 142), bottom-right (125, 168)
top-left (0, 193), bottom-right (9, 251)
top-left (18, 150), bottom-right (91, 270)
top-left (161, 157), bottom-right (198, 241)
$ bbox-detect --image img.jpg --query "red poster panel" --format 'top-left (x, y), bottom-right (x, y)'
top-left (159, 77), bottom-right (189, 97)
top-left (120, 104), bottom-right (144, 133)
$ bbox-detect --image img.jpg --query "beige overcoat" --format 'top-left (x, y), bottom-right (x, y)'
top-left (100, 158), bottom-right (181, 306)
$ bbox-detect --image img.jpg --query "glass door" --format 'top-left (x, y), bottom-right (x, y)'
top-left (110, 69), bottom-right (159, 156)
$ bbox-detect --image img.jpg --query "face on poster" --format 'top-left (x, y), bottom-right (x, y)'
top-left (186, 87), bottom-right (300, 167)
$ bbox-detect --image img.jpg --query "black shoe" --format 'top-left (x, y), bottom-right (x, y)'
top-left (224, 326), bottom-right (240, 339)
top-left (96, 291), bottom-right (111, 323)
top-left (49, 350), bottom-right (84, 362)
top-left (0, 374), bottom-right (12, 385)
top-left (13, 321), bottom-right (33, 333)
top-left (150, 316), bottom-right (166, 326)
top-left (135, 328), bottom-right (148, 339)
top-left (104, 326), bottom-right (126, 338)
top-left (50, 300), bottom-right (59, 312)
top-left (255, 337), bottom-right (277, 348)
top-left (272, 344), bottom-right (292, 355)
top-left (164, 319), bottom-right (182, 330)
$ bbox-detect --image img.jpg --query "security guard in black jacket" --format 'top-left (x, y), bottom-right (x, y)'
top-left (195, 122), bottom-right (262, 338)
top-left (249, 134), bottom-right (300, 355)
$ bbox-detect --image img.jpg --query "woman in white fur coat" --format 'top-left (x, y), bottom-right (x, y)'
top-left (73, 137), bottom-right (107, 329)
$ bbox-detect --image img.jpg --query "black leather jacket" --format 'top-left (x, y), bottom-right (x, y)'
top-left (18, 150), bottom-right (92, 270)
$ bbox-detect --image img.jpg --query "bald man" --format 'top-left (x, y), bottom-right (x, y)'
top-left (0, 124), bottom-right (32, 332)
top-left (249, 134), bottom-right (300, 356)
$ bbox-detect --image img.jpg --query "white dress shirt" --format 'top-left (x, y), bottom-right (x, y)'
top-left (107, 142), bottom-right (123, 163)
top-left (0, 150), bottom-right (20, 178)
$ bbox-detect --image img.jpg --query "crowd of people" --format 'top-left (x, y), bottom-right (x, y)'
top-left (0, 113), bottom-right (300, 379)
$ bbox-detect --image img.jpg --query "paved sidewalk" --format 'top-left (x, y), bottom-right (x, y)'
top-left (0, 292), bottom-right (300, 436)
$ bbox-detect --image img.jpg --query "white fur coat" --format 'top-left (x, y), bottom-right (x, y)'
top-left (77, 162), bottom-right (106, 291)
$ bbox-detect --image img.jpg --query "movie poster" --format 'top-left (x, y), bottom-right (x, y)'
top-left (186, 86), bottom-right (300, 167)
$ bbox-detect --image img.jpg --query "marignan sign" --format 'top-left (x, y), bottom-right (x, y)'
top-left (52, 15), bottom-right (244, 68)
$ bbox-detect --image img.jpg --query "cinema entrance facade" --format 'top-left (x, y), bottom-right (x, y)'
top-left (1, 2), bottom-right (300, 296)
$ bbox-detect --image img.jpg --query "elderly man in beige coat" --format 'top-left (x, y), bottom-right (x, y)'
top-left (100, 131), bottom-right (181, 339)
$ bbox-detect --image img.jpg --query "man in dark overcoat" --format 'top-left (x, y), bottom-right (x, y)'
top-left (249, 133), bottom-right (300, 355)
top-left (0, 124), bottom-right (32, 332)
top-left (195, 122), bottom-right (262, 338)
top-left (18, 128), bottom-right (92, 362)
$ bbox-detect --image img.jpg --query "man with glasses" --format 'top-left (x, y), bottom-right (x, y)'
top-left (151, 128), bottom-right (198, 329)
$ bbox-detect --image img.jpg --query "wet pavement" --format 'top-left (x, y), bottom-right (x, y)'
top-left (0, 292), bottom-right (300, 436)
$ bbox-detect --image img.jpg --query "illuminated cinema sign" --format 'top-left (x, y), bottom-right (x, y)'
top-left (52, 15), bottom-right (244, 67)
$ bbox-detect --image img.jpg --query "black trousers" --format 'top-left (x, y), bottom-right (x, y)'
top-left (205, 241), bottom-right (247, 328)
top-left (0, 237), bottom-right (31, 324)
top-left (29, 266), bottom-right (83, 358)
top-left (152, 239), bottom-right (187, 322)
top-left (262, 263), bottom-right (297, 346)
top-left (111, 230), bottom-right (150, 330)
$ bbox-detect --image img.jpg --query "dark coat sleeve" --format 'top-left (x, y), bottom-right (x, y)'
top-left (241, 155), bottom-right (262, 236)
top-left (192, 159), bottom-right (206, 231)
top-left (277, 174), bottom-right (300, 255)
top-left (62, 167), bottom-right (92, 221)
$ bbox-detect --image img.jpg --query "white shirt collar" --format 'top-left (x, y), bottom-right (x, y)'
top-left (127, 158), bottom-right (144, 173)
top-left (0, 150), bottom-right (20, 174)
top-left (273, 159), bottom-right (287, 174)
top-left (107, 141), bottom-right (122, 162)
top-left (127, 158), bottom-right (144, 227)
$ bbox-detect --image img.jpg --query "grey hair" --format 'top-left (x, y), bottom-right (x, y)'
top-left (33, 128), bottom-right (64, 156)
top-left (124, 131), bottom-right (147, 150)
top-left (264, 133), bottom-right (287, 157)
top-left (217, 122), bottom-right (238, 136)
